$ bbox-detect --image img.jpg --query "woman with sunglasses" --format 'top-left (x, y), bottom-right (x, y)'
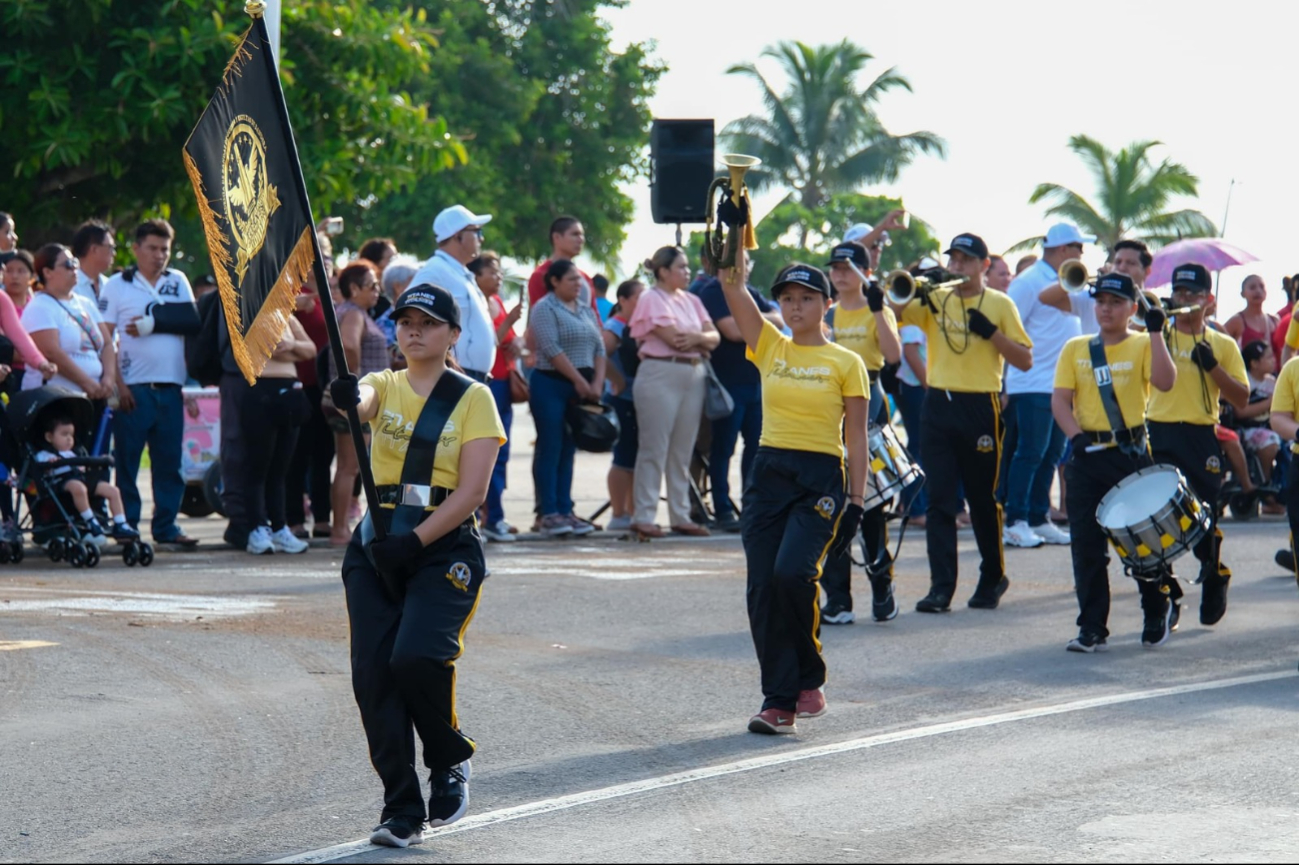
top-left (0, 250), bottom-right (55, 396)
top-left (20, 244), bottom-right (113, 397)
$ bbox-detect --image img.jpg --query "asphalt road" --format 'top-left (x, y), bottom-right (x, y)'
top-left (2, 507), bottom-right (1298, 864)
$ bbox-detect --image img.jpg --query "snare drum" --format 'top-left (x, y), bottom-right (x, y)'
top-left (1095, 464), bottom-right (1211, 579)
top-left (862, 424), bottom-right (924, 511)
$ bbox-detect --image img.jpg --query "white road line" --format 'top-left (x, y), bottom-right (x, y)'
top-left (268, 669), bottom-right (1296, 865)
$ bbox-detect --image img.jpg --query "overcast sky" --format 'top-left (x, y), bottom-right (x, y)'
top-left (597, 0), bottom-right (1297, 318)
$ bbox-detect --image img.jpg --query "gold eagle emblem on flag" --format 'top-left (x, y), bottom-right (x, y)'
top-left (221, 116), bottom-right (281, 286)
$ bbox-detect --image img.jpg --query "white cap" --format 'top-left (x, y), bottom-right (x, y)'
top-left (1044, 223), bottom-right (1096, 248)
top-left (433, 204), bottom-right (493, 243)
top-left (844, 223), bottom-right (873, 243)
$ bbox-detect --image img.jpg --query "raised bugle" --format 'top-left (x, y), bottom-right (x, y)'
top-left (1059, 258), bottom-right (1095, 294)
top-left (1131, 289), bottom-right (1196, 330)
top-left (702, 154), bottom-right (760, 272)
top-left (884, 268), bottom-right (965, 306)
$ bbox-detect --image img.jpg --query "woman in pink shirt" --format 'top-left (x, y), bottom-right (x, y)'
top-left (0, 250), bottom-right (55, 395)
top-left (627, 246), bottom-right (720, 538)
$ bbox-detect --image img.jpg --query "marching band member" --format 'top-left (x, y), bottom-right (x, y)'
top-left (894, 233), bottom-right (1033, 613)
top-left (1052, 274), bottom-right (1176, 651)
top-left (820, 241), bottom-right (902, 625)
top-left (1268, 356), bottom-right (1299, 586)
top-left (328, 285), bottom-right (505, 847)
top-left (718, 255), bottom-right (869, 735)
top-left (1146, 263), bottom-right (1248, 633)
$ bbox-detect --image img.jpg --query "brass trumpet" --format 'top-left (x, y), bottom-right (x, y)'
top-left (1131, 290), bottom-right (1197, 331)
top-left (1059, 258), bottom-right (1096, 294)
top-left (883, 268), bottom-right (965, 306)
top-left (702, 154), bottom-right (760, 272)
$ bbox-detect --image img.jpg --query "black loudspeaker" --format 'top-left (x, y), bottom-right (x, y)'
top-left (650, 119), bottom-right (715, 224)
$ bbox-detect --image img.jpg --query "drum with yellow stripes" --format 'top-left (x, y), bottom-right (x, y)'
top-left (1096, 464), bottom-right (1211, 579)
top-left (862, 423), bottom-right (924, 512)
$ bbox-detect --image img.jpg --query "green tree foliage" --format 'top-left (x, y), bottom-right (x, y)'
top-left (0, 0), bottom-right (462, 261)
top-left (722, 41), bottom-right (945, 212)
top-left (353, 0), bottom-right (662, 268)
top-left (1015, 135), bottom-right (1217, 253)
top-left (689, 193), bottom-right (941, 289)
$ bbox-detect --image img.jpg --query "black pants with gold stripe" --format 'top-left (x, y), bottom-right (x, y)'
top-left (920, 389), bottom-right (1005, 599)
top-left (1285, 460), bottom-right (1299, 580)
top-left (821, 503), bottom-right (890, 611)
top-left (1148, 421), bottom-right (1230, 595)
top-left (741, 446), bottom-right (844, 712)
top-left (342, 521), bottom-right (486, 823)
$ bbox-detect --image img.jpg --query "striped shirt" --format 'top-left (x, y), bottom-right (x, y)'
top-left (530, 293), bottom-right (605, 371)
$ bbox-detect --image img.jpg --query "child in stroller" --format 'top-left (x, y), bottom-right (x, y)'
top-left (5, 385), bottom-right (154, 568)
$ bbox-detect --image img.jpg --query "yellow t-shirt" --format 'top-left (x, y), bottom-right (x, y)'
top-left (899, 287), bottom-right (1031, 393)
top-left (828, 303), bottom-right (897, 372)
top-left (361, 369), bottom-right (506, 503)
top-left (1147, 327), bottom-right (1246, 425)
top-left (1054, 334), bottom-right (1152, 432)
top-left (1285, 300), bottom-right (1299, 349)
top-left (1270, 356), bottom-right (1299, 417)
top-left (746, 318), bottom-right (870, 457)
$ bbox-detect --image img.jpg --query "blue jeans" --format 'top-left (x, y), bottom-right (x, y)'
top-left (709, 387), bottom-right (762, 520)
top-left (486, 378), bottom-right (514, 525)
top-left (1003, 392), bottom-right (1066, 526)
top-left (113, 384), bottom-right (185, 540)
top-left (528, 371), bottom-right (576, 517)
top-left (897, 383), bottom-right (928, 515)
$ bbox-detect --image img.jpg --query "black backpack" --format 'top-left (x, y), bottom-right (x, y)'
top-left (186, 290), bottom-right (224, 386)
top-left (616, 326), bottom-right (640, 379)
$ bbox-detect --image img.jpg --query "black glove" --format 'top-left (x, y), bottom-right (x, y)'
top-left (1142, 306), bottom-right (1165, 333)
top-left (368, 531), bottom-right (425, 580)
top-left (1190, 341), bottom-right (1218, 372)
top-left (1070, 433), bottom-right (1092, 461)
top-left (866, 282), bottom-right (885, 312)
top-left (967, 308), bottom-right (998, 339)
top-left (879, 362), bottom-right (901, 397)
top-left (827, 502), bottom-right (865, 565)
top-left (329, 374), bottom-right (361, 411)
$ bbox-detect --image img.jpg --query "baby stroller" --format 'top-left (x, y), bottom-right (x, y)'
top-left (4, 386), bottom-right (154, 568)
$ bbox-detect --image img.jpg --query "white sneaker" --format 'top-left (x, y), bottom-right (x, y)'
top-left (1003, 520), bottom-right (1044, 548)
top-left (606, 515), bottom-right (633, 532)
top-left (246, 526), bottom-right (274, 555)
top-left (1032, 522), bottom-right (1071, 545)
top-left (481, 519), bottom-right (516, 543)
top-left (271, 526), bottom-right (309, 554)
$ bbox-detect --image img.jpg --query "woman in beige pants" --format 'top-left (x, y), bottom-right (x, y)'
top-left (627, 247), bottom-right (720, 538)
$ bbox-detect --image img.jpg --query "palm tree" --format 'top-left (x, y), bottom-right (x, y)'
top-left (1014, 135), bottom-right (1217, 252)
top-left (722, 40), bottom-right (945, 221)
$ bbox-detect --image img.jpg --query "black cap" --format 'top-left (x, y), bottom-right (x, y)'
top-left (825, 242), bottom-right (870, 271)
top-left (1170, 262), bottom-right (1212, 293)
top-left (944, 233), bottom-right (989, 260)
top-left (393, 284), bottom-right (461, 329)
top-left (1091, 273), bottom-right (1136, 301)
top-left (770, 263), bottom-right (832, 299)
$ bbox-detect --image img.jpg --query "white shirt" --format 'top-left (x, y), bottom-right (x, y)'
top-left (410, 249), bottom-right (496, 374)
top-left (1005, 259), bottom-right (1080, 394)
top-left (99, 267), bottom-right (194, 386)
top-left (1069, 292), bottom-right (1100, 337)
top-left (19, 292), bottom-right (105, 391)
top-left (74, 269), bottom-right (108, 307)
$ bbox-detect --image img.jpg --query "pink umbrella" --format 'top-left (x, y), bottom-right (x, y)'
top-left (1147, 238), bottom-right (1259, 288)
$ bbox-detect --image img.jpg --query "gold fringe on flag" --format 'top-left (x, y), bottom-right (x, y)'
top-left (238, 225), bottom-right (315, 384)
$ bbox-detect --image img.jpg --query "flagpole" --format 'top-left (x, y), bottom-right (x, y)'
top-left (244, 1), bottom-right (385, 538)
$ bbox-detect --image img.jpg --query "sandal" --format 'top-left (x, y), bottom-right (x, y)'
top-left (671, 523), bottom-right (711, 537)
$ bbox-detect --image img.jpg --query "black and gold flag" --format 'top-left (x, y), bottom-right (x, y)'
top-left (183, 14), bottom-right (314, 384)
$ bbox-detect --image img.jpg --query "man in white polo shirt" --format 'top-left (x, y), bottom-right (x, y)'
top-left (99, 219), bottom-right (201, 547)
top-left (71, 219), bottom-right (116, 305)
top-left (1040, 238), bottom-right (1153, 335)
top-left (409, 205), bottom-right (497, 382)
top-left (1001, 223), bottom-right (1089, 548)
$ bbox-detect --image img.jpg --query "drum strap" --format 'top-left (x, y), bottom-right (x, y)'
top-left (390, 370), bottom-right (473, 535)
top-left (1088, 336), bottom-right (1140, 456)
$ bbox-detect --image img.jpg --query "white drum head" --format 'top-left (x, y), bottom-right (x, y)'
top-left (1097, 467), bottom-right (1182, 529)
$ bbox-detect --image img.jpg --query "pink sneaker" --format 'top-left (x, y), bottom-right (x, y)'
top-left (796, 688), bottom-right (826, 719)
top-left (748, 708), bottom-right (797, 735)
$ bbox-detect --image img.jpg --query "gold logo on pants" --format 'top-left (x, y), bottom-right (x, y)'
top-left (1206, 456), bottom-right (1221, 474)
top-left (815, 497), bottom-right (837, 520)
top-left (446, 562), bottom-right (472, 592)
top-left (977, 434), bottom-right (995, 453)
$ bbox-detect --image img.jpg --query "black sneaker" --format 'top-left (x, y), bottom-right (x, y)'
top-left (1200, 571), bottom-right (1230, 626)
top-left (428, 760), bottom-right (471, 828)
top-left (821, 600), bottom-right (856, 625)
top-left (1066, 631), bottom-right (1108, 653)
top-left (869, 576), bottom-right (898, 622)
top-left (370, 815), bottom-right (424, 848)
top-left (713, 513), bottom-right (743, 533)
top-left (1276, 548), bottom-right (1296, 576)
top-left (110, 522), bottom-right (141, 542)
top-left (1142, 595), bottom-right (1172, 648)
top-left (1169, 599), bottom-right (1181, 633)
top-left (968, 576), bottom-right (1010, 609)
top-left (915, 593), bottom-right (951, 613)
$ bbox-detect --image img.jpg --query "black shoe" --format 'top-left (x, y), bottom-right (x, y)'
top-left (915, 592), bottom-right (951, 613)
top-left (713, 513), bottom-right (743, 533)
top-left (821, 600), bottom-right (856, 625)
top-left (1200, 572), bottom-right (1230, 626)
top-left (1142, 595), bottom-right (1172, 648)
top-left (110, 522), bottom-right (141, 542)
top-left (370, 815), bottom-right (424, 848)
top-left (428, 760), bottom-right (471, 828)
top-left (1066, 631), bottom-right (1108, 653)
top-left (1276, 548), bottom-right (1296, 576)
top-left (1169, 599), bottom-right (1181, 633)
top-left (968, 576), bottom-right (1010, 610)
top-left (869, 576), bottom-right (898, 622)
